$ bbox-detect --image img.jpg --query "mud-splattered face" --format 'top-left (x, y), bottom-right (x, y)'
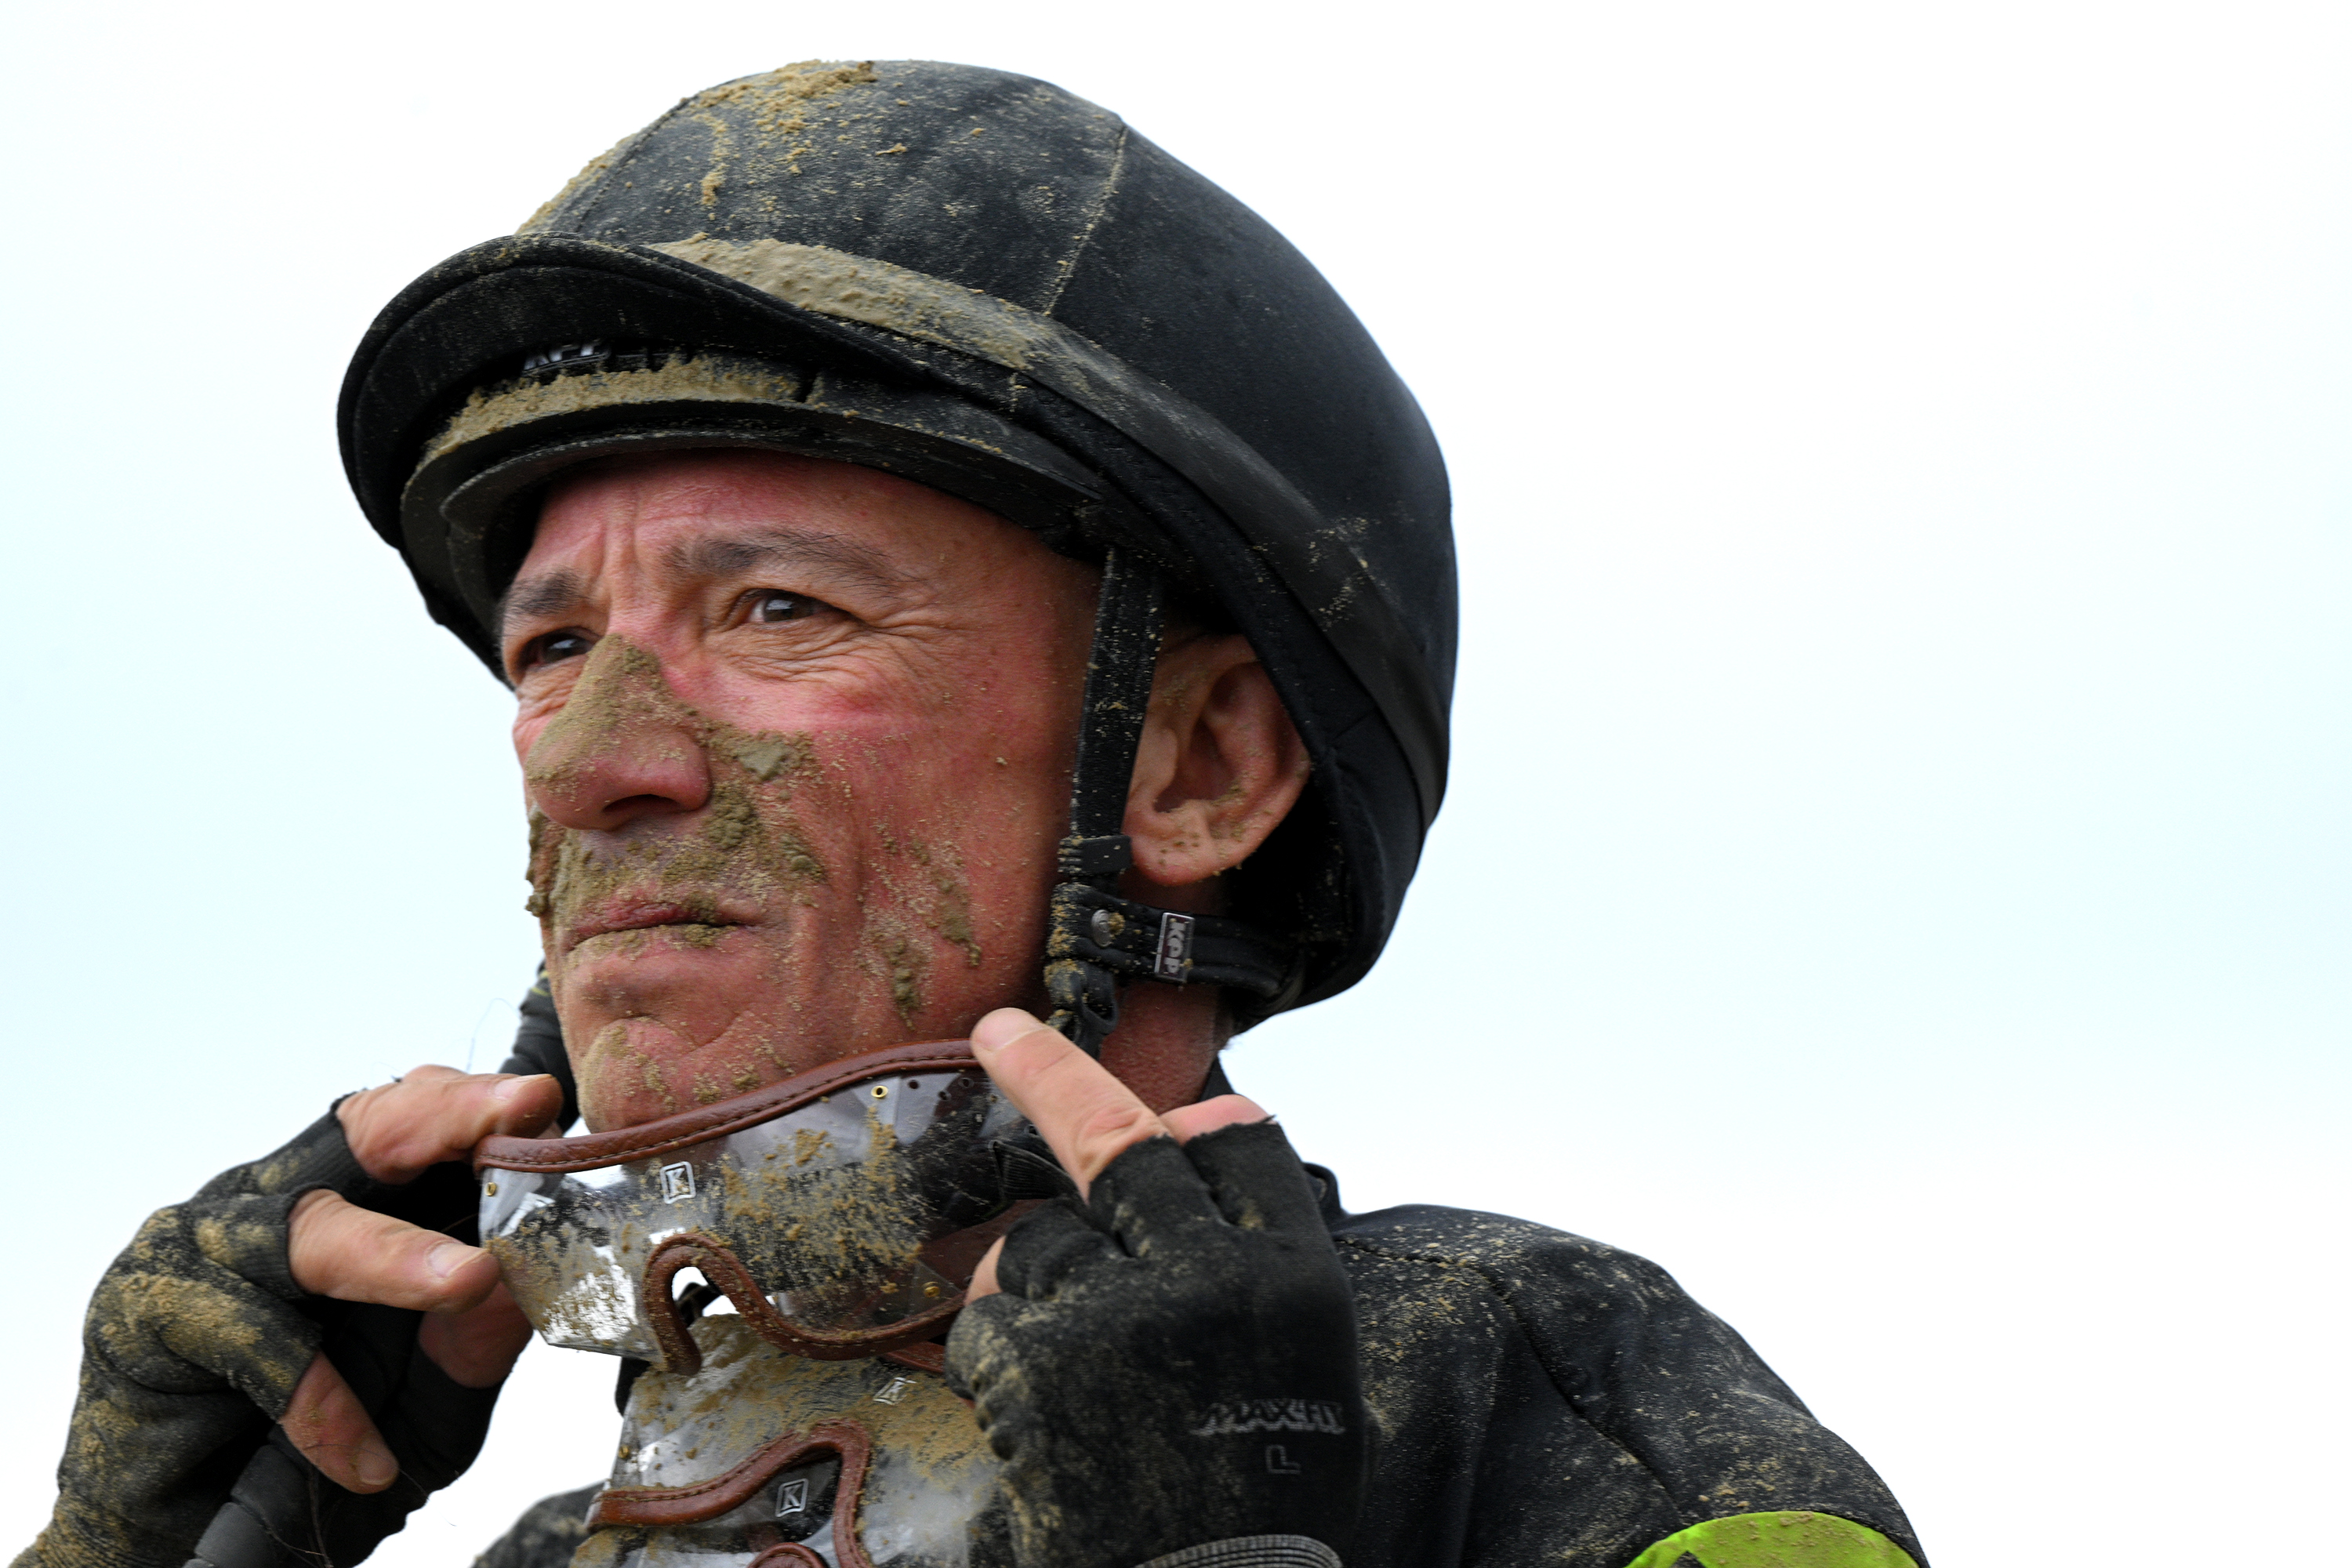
top-left (503, 450), bottom-right (1098, 1130)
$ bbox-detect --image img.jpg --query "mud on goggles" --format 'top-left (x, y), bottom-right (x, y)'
top-left (475, 1040), bottom-right (1033, 1374)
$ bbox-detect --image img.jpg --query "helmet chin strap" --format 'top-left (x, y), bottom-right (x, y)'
top-left (1043, 547), bottom-right (1296, 1055)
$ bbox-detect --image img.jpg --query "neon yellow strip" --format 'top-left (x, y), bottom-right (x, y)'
top-left (1625, 1511), bottom-right (1920, 1568)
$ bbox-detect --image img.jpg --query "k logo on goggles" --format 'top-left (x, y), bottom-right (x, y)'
top-left (475, 1041), bottom-right (1031, 1374)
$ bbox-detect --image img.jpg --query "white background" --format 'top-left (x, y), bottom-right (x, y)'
top-left (2, 4), bottom-right (2345, 1566)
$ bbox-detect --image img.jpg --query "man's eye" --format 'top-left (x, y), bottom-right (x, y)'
top-left (746, 590), bottom-right (815, 624)
top-left (521, 629), bottom-right (595, 670)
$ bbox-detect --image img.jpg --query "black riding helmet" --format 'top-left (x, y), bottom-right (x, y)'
top-left (340, 60), bottom-right (1454, 1054)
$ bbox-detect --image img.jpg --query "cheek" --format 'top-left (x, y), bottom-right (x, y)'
top-left (817, 631), bottom-right (1080, 804)
top-left (928, 659), bottom-right (1073, 806)
top-left (818, 659), bottom-right (1076, 889)
top-left (828, 721), bottom-right (1059, 844)
top-left (511, 695), bottom-right (564, 764)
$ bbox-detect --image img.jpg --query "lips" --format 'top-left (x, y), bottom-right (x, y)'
top-left (564, 898), bottom-right (750, 953)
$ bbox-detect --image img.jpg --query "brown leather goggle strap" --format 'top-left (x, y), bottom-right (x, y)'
top-left (474, 1040), bottom-right (980, 1175)
top-left (880, 1339), bottom-right (949, 1376)
top-left (640, 1199), bottom-right (1036, 1375)
top-left (750, 1548), bottom-right (828, 1568)
top-left (592, 1417), bottom-right (874, 1567)
top-left (642, 1232), bottom-right (964, 1376)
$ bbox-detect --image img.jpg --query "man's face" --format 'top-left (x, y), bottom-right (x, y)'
top-left (501, 448), bottom-right (1099, 1130)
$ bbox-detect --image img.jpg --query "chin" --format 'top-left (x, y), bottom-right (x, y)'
top-left (553, 924), bottom-right (767, 1018)
top-left (561, 1000), bottom-right (789, 1132)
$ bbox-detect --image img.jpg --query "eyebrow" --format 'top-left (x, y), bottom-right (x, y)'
top-left (661, 527), bottom-right (915, 599)
top-left (499, 569), bottom-right (586, 637)
top-left (497, 527), bottom-right (917, 641)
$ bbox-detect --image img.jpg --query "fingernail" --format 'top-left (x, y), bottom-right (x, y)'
top-left (971, 1008), bottom-right (1041, 1055)
top-left (428, 1241), bottom-right (477, 1280)
top-left (357, 1436), bottom-right (397, 1490)
top-left (492, 1074), bottom-right (548, 1104)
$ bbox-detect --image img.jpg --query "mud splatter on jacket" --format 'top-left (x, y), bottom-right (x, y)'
top-left (1310, 1171), bottom-right (1922, 1567)
top-left (476, 1166), bottom-right (1922, 1568)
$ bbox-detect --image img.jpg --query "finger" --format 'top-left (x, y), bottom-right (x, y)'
top-left (289, 1190), bottom-right (502, 1312)
top-left (966, 1236), bottom-right (1006, 1302)
top-left (417, 1280), bottom-right (534, 1388)
top-left (278, 1352), bottom-right (397, 1494)
top-left (1161, 1093), bottom-right (1270, 1143)
top-left (990, 1200), bottom-right (1123, 1297)
top-left (971, 1008), bottom-right (1167, 1198)
top-left (337, 1067), bottom-right (564, 1184)
top-left (1178, 1120), bottom-right (1330, 1232)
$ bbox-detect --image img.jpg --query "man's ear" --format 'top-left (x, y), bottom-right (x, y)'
top-left (1123, 633), bottom-right (1310, 889)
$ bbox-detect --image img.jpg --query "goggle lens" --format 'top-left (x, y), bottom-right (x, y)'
top-left (477, 1044), bottom-right (1026, 1371)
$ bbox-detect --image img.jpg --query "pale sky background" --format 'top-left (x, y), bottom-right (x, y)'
top-left (3, 5), bottom-right (2345, 1566)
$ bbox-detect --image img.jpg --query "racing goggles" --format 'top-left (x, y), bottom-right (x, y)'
top-left (475, 1040), bottom-right (1030, 1375)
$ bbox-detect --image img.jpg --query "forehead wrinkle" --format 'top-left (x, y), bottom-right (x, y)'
top-left (662, 525), bottom-right (919, 599)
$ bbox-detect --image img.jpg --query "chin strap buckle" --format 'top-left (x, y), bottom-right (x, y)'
top-left (1047, 882), bottom-right (1293, 1002)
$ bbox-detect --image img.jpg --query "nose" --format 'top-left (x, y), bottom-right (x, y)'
top-left (523, 637), bottom-right (713, 830)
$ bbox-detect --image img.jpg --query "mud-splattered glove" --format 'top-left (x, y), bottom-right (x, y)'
top-left (946, 1121), bottom-right (1366, 1568)
top-left (16, 1109), bottom-right (499, 1568)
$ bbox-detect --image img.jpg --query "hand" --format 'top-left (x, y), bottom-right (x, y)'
top-left (947, 1009), bottom-right (1367, 1568)
top-left (22, 1068), bottom-right (561, 1568)
top-left (964, 1011), bottom-right (1269, 1297)
top-left (282, 1066), bottom-right (561, 1489)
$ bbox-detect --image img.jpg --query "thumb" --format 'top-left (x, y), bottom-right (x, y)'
top-left (965, 1236), bottom-right (1007, 1303)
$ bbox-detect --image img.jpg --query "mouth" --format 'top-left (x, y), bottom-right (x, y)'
top-left (563, 899), bottom-right (750, 953)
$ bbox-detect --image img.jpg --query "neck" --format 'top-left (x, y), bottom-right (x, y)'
top-left (1098, 980), bottom-right (1229, 1112)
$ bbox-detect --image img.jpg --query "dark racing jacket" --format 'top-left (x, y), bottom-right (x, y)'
top-left (474, 1163), bottom-right (1924, 1568)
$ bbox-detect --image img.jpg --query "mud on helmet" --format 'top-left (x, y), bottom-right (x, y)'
top-left (340, 60), bottom-right (1456, 1058)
